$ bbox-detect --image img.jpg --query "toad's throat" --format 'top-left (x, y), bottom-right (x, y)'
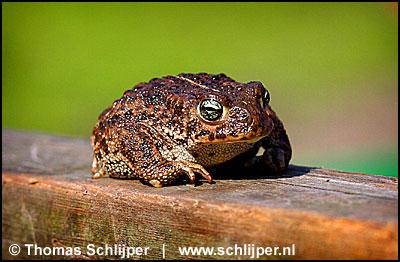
top-left (188, 139), bottom-right (261, 167)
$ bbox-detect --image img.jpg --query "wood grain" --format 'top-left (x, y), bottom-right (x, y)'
top-left (2, 130), bottom-right (398, 259)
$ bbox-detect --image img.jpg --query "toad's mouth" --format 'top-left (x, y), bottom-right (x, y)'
top-left (196, 133), bottom-right (269, 145)
top-left (193, 118), bottom-right (274, 145)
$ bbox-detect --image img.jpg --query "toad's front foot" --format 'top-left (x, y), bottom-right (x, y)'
top-left (145, 161), bottom-right (213, 188)
top-left (262, 147), bottom-right (289, 174)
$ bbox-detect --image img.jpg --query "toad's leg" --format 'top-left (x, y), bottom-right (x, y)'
top-left (90, 135), bottom-right (107, 179)
top-left (92, 124), bottom-right (213, 187)
top-left (260, 107), bottom-right (292, 174)
top-left (91, 154), bottom-right (106, 179)
top-left (144, 160), bottom-right (213, 188)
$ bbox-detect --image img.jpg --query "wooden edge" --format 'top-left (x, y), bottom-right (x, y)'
top-left (2, 171), bottom-right (398, 260)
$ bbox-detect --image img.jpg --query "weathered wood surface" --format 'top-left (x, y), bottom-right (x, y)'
top-left (2, 129), bottom-right (398, 260)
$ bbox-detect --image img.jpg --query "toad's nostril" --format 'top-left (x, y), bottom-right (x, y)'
top-left (240, 112), bottom-right (251, 123)
top-left (229, 107), bottom-right (250, 122)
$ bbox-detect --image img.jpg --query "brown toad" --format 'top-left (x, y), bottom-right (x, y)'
top-left (91, 73), bottom-right (291, 187)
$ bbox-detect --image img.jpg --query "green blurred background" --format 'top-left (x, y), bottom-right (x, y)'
top-left (2, 3), bottom-right (398, 177)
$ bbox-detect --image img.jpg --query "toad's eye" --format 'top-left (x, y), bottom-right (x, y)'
top-left (259, 88), bottom-right (270, 108)
top-left (198, 99), bottom-right (223, 121)
top-left (263, 89), bottom-right (270, 106)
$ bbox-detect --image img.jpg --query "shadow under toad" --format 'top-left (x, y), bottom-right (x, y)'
top-left (175, 156), bottom-right (318, 186)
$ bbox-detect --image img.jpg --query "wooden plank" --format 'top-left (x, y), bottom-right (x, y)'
top-left (2, 129), bottom-right (398, 259)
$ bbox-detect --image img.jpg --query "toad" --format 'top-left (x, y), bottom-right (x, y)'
top-left (91, 73), bottom-right (291, 187)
